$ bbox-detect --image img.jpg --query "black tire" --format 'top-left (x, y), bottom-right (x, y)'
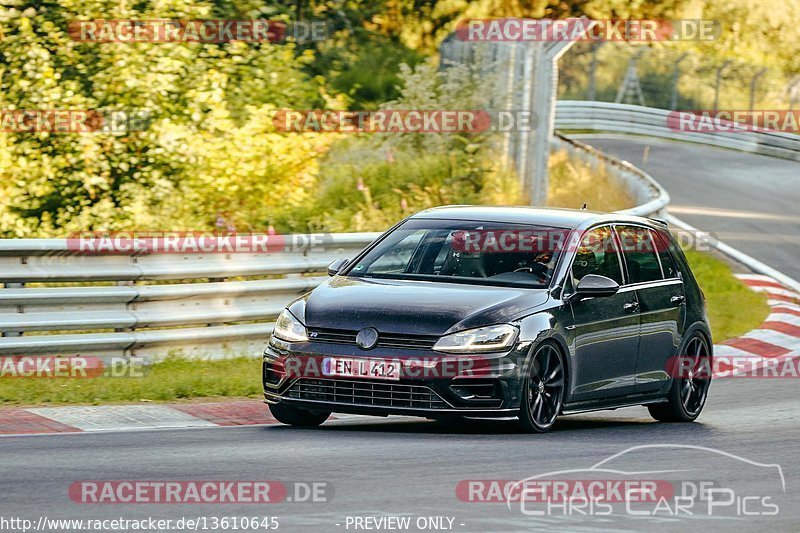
top-left (648, 334), bottom-right (712, 422)
top-left (518, 341), bottom-right (565, 433)
top-left (269, 403), bottom-right (331, 427)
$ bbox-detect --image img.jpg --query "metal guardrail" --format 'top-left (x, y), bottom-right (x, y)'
top-left (555, 101), bottom-right (800, 162)
top-left (0, 234), bottom-right (379, 359)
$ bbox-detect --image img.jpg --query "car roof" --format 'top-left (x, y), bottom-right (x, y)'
top-left (409, 205), bottom-right (665, 230)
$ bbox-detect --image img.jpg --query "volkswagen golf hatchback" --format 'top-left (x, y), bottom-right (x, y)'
top-left (263, 206), bottom-right (712, 433)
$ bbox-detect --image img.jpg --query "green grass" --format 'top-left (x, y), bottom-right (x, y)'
top-left (548, 149), bottom-right (636, 211)
top-left (0, 253), bottom-right (770, 407)
top-left (683, 249), bottom-right (770, 342)
top-left (0, 356), bottom-right (262, 407)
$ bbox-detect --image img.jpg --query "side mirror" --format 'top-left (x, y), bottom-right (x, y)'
top-left (327, 258), bottom-right (350, 277)
top-left (570, 274), bottom-right (620, 301)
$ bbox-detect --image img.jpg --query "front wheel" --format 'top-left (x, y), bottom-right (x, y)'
top-left (269, 403), bottom-right (330, 427)
top-left (518, 342), bottom-right (565, 433)
top-left (648, 334), bottom-right (711, 422)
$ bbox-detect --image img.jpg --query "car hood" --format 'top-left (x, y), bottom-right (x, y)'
top-left (300, 276), bottom-right (551, 336)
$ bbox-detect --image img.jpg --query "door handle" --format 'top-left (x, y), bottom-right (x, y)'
top-left (670, 295), bottom-right (685, 305)
top-left (623, 302), bottom-right (639, 312)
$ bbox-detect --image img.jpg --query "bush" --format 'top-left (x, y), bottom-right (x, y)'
top-left (0, 1), bottom-right (326, 236)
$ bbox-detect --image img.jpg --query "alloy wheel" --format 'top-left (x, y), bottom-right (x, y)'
top-left (526, 343), bottom-right (565, 429)
top-left (679, 335), bottom-right (711, 416)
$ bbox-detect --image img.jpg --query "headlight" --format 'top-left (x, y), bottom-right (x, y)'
top-left (433, 324), bottom-right (518, 353)
top-left (272, 309), bottom-right (308, 342)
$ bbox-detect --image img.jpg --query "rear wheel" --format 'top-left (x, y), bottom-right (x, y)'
top-left (518, 342), bottom-right (565, 433)
top-left (269, 403), bottom-right (331, 427)
top-left (648, 334), bottom-right (711, 422)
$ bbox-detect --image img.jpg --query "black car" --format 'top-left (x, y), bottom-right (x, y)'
top-left (263, 206), bottom-right (712, 433)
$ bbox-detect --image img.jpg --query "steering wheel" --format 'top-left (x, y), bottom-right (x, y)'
top-left (514, 262), bottom-right (549, 278)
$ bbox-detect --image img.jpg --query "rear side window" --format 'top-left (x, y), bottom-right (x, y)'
top-left (571, 226), bottom-right (624, 285)
top-left (615, 226), bottom-right (662, 284)
top-left (653, 231), bottom-right (679, 279)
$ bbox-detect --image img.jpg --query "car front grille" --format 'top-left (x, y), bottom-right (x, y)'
top-left (286, 378), bottom-right (450, 410)
top-left (307, 328), bottom-right (438, 350)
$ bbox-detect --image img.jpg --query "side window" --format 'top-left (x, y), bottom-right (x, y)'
top-left (653, 230), bottom-right (679, 279)
top-left (616, 226), bottom-right (663, 283)
top-left (571, 226), bottom-right (624, 285)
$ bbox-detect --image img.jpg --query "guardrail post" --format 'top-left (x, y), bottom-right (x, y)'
top-left (1, 282), bottom-right (24, 337)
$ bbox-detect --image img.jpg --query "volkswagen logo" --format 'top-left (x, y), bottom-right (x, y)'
top-left (356, 327), bottom-right (379, 350)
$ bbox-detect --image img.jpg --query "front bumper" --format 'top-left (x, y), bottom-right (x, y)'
top-left (262, 338), bottom-right (530, 418)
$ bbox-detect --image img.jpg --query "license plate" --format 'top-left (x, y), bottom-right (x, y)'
top-left (322, 357), bottom-right (400, 381)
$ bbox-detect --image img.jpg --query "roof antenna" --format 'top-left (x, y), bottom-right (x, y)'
top-left (581, 203), bottom-right (587, 210)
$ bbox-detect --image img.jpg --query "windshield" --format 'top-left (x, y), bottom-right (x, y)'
top-left (345, 219), bottom-right (570, 288)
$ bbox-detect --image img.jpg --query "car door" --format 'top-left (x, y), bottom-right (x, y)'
top-left (567, 226), bottom-right (641, 401)
top-left (615, 225), bottom-right (685, 394)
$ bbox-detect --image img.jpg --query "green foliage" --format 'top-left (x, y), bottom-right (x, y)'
top-left (308, 28), bottom-right (423, 109)
top-left (4, 1), bottom-right (791, 237)
top-left (548, 149), bottom-right (634, 212)
top-left (683, 248), bottom-right (770, 342)
top-left (274, 60), bottom-right (522, 233)
top-left (0, 1), bottom-right (326, 236)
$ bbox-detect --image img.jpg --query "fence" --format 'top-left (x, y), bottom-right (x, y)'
top-left (558, 42), bottom-right (800, 111)
top-left (439, 29), bottom-right (583, 204)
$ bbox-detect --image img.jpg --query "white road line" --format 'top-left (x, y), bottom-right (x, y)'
top-left (669, 215), bottom-right (800, 294)
top-left (669, 205), bottom-right (800, 224)
top-left (27, 405), bottom-right (217, 432)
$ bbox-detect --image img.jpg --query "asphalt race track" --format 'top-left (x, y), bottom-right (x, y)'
top-left (0, 378), bottom-right (797, 531)
top-left (577, 135), bottom-right (800, 280)
top-left (1, 137), bottom-right (798, 532)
